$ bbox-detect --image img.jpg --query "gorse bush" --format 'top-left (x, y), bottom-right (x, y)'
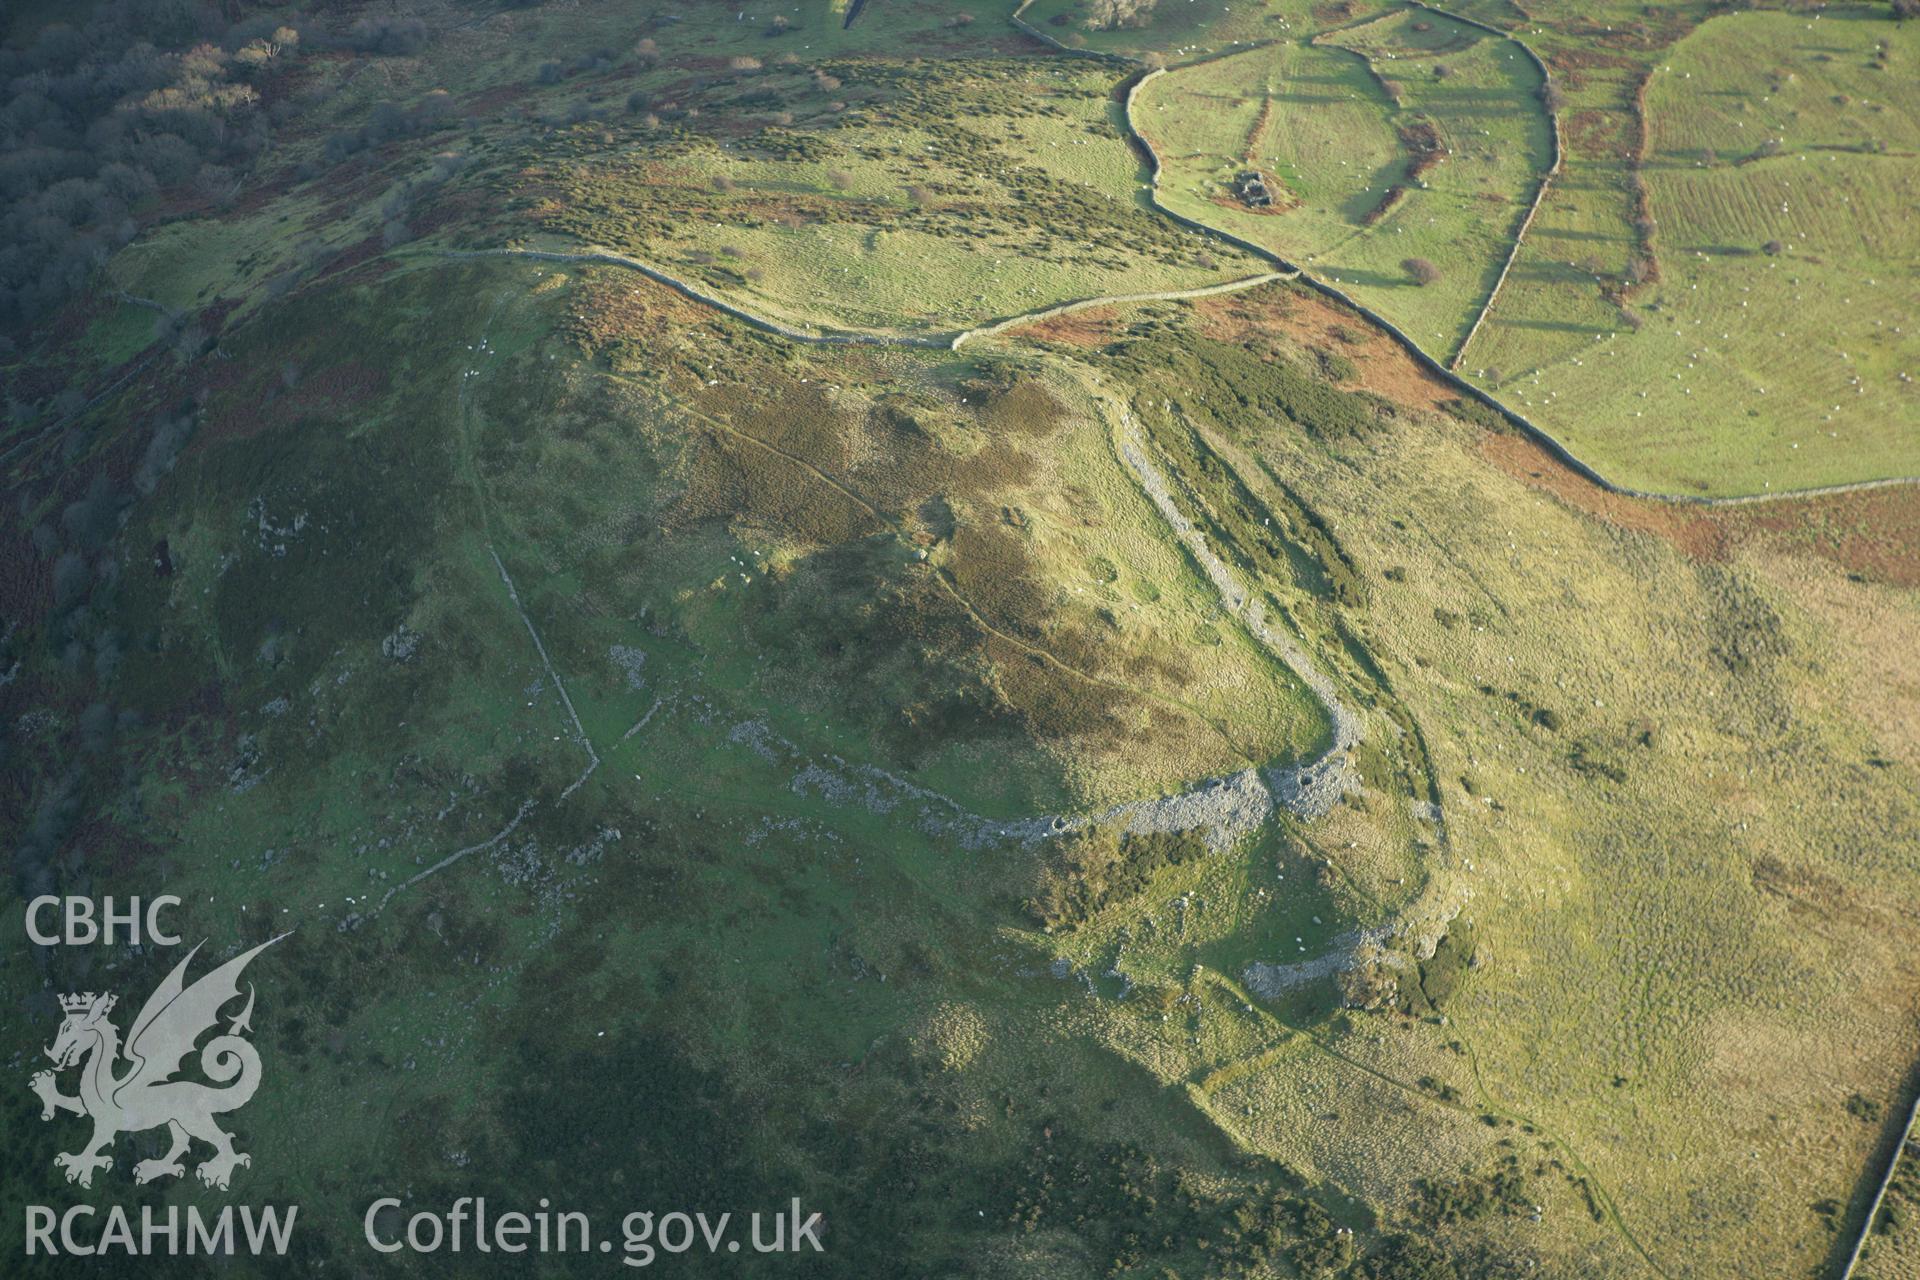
top-left (1022, 826), bottom-right (1205, 929)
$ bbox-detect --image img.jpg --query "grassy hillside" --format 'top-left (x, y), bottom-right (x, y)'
top-left (1007, 283), bottom-right (1920, 1277)
top-left (1, 2), bottom-right (1917, 1277)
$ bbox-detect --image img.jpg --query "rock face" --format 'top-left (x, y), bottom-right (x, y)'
top-left (1243, 927), bottom-right (1398, 999)
top-left (1267, 751), bottom-right (1359, 821)
top-left (381, 624), bottom-right (422, 662)
top-left (608, 644), bottom-right (648, 690)
top-left (1011, 766), bottom-right (1277, 855)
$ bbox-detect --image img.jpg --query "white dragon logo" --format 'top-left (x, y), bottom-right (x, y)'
top-left (30, 935), bottom-right (285, 1190)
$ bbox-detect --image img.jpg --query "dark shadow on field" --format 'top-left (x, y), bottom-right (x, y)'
top-left (1807, 5), bottom-right (1889, 27)
top-left (1316, 266), bottom-right (1409, 289)
top-left (1341, 173), bottom-right (1406, 224)
top-left (1108, 95), bottom-right (1165, 217)
top-left (1276, 88), bottom-right (1383, 107)
top-left (1506, 259), bottom-right (1606, 283)
top-left (1665, 238), bottom-right (1778, 260)
top-left (1271, 47), bottom-right (1412, 224)
top-left (1419, 84), bottom-right (1537, 127)
top-left (1483, 315), bottom-right (1612, 336)
top-left (1544, 172), bottom-right (1633, 196)
top-left (1528, 226), bottom-right (1631, 246)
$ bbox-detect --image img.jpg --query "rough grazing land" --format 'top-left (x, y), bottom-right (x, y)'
top-left (0, 1), bottom-right (1916, 1277)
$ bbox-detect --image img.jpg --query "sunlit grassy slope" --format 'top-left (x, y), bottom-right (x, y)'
top-left (3, 2), bottom-right (1919, 1276)
top-left (1473, 8), bottom-right (1920, 495)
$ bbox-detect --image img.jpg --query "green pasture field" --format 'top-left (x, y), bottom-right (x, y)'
top-left (1137, 8), bottom-right (1549, 359)
top-left (1460, 6), bottom-right (1920, 495)
top-left (1310, 9), bottom-right (1550, 354)
top-left (6, 1), bottom-right (1920, 1275)
top-left (1029, 0), bottom-right (1915, 498)
top-left (1448, 0), bottom-right (1703, 401)
top-left (1134, 41), bottom-right (1404, 254)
